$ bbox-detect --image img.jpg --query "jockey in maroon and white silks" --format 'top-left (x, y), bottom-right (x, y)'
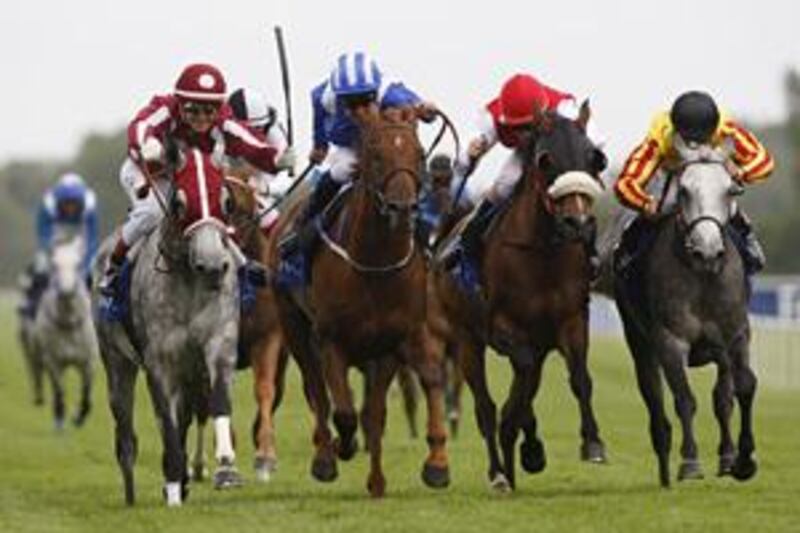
top-left (100, 63), bottom-right (294, 294)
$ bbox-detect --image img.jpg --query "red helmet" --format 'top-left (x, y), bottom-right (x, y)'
top-left (498, 74), bottom-right (549, 126)
top-left (174, 63), bottom-right (227, 103)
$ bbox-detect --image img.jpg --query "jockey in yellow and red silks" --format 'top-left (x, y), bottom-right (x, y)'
top-left (614, 90), bottom-right (774, 274)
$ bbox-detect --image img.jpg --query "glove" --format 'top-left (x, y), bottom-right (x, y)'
top-left (468, 137), bottom-right (489, 160)
top-left (276, 146), bottom-right (297, 172)
top-left (141, 137), bottom-right (163, 163)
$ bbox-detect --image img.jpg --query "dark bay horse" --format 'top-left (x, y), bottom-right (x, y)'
top-left (269, 107), bottom-right (450, 498)
top-left (613, 140), bottom-right (758, 487)
top-left (433, 105), bottom-right (607, 490)
top-left (92, 149), bottom-right (242, 506)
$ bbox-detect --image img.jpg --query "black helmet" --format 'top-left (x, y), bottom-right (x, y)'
top-left (670, 91), bottom-right (720, 144)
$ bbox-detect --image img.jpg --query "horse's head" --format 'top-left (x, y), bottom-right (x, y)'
top-left (169, 148), bottom-right (235, 284)
top-left (673, 138), bottom-right (742, 274)
top-left (525, 101), bottom-right (606, 244)
top-left (354, 108), bottom-right (425, 226)
top-left (49, 236), bottom-right (85, 299)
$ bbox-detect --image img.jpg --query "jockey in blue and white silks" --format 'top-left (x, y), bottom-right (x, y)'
top-left (278, 51), bottom-right (437, 280)
top-left (36, 173), bottom-right (98, 277)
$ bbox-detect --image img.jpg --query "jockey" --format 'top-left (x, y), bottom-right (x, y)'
top-left (278, 51), bottom-right (437, 268)
top-left (226, 87), bottom-right (292, 232)
top-left (614, 90), bottom-right (773, 275)
top-left (98, 63), bottom-right (294, 294)
top-left (37, 172), bottom-right (99, 277)
top-left (442, 73), bottom-right (603, 276)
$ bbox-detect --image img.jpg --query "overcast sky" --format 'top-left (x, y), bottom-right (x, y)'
top-left (3, 0), bottom-right (799, 172)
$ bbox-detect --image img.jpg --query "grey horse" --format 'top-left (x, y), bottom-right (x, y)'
top-left (613, 140), bottom-right (758, 487)
top-left (92, 148), bottom-right (242, 506)
top-left (32, 235), bottom-right (97, 429)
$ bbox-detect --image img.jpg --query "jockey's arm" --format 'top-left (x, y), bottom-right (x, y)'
top-left (36, 198), bottom-right (54, 251)
top-left (719, 118), bottom-right (775, 183)
top-left (614, 137), bottom-right (663, 214)
top-left (127, 95), bottom-right (172, 157)
top-left (222, 119), bottom-right (279, 175)
top-left (84, 201), bottom-right (99, 274)
top-left (311, 82), bottom-right (331, 161)
top-left (454, 109), bottom-right (498, 179)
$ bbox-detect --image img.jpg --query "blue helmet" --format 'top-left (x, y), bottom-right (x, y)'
top-left (53, 173), bottom-right (87, 203)
top-left (329, 51), bottom-right (382, 97)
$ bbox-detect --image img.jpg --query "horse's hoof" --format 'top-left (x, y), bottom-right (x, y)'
top-left (421, 463), bottom-right (450, 489)
top-left (54, 418), bottom-right (65, 433)
top-left (677, 460), bottom-right (704, 481)
top-left (489, 473), bottom-right (511, 493)
top-left (367, 475), bottom-right (386, 498)
top-left (580, 441), bottom-right (607, 464)
top-left (254, 457), bottom-right (277, 483)
top-left (520, 439), bottom-right (547, 474)
top-left (334, 436), bottom-right (358, 461)
top-left (311, 457), bottom-right (338, 483)
top-left (717, 454), bottom-right (736, 477)
top-left (731, 455), bottom-right (757, 482)
top-left (190, 463), bottom-right (208, 482)
top-left (162, 481), bottom-right (188, 507)
top-left (213, 464), bottom-right (244, 490)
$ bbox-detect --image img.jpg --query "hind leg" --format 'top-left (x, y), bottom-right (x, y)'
top-left (73, 360), bottom-right (93, 427)
top-left (460, 338), bottom-right (505, 490)
top-left (102, 352), bottom-right (139, 505)
top-left (444, 342), bottom-right (464, 438)
top-left (251, 334), bottom-right (283, 481)
top-left (657, 331), bottom-right (702, 482)
top-left (364, 356), bottom-right (399, 498)
top-left (397, 364), bottom-right (420, 440)
top-left (323, 344), bottom-right (360, 462)
top-left (191, 413), bottom-right (208, 482)
top-left (406, 328), bottom-right (450, 489)
top-left (44, 360), bottom-right (66, 431)
top-left (730, 334), bottom-right (758, 481)
top-left (145, 372), bottom-right (189, 505)
top-left (712, 362), bottom-right (736, 476)
top-left (559, 316), bottom-right (606, 463)
top-left (499, 353), bottom-right (539, 490)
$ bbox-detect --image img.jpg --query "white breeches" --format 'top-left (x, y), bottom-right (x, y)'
top-left (486, 151), bottom-right (525, 204)
top-left (119, 158), bottom-right (171, 246)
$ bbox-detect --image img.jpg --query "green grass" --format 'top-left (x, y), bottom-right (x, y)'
top-left (1, 297), bottom-right (799, 533)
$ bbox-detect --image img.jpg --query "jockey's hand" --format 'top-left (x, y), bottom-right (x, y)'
top-left (468, 137), bottom-right (489, 160)
top-left (309, 145), bottom-right (328, 165)
top-left (141, 137), bottom-right (163, 163)
top-left (642, 197), bottom-right (659, 219)
top-left (724, 159), bottom-right (745, 184)
top-left (415, 101), bottom-right (438, 122)
top-left (276, 146), bottom-right (297, 172)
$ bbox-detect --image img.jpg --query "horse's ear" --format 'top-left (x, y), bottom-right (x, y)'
top-left (577, 99), bottom-right (591, 130)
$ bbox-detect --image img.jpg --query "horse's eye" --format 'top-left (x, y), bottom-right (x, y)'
top-left (536, 151), bottom-right (555, 174)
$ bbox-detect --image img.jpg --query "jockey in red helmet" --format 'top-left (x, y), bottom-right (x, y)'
top-left (98, 63), bottom-right (294, 296)
top-left (443, 73), bottom-right (603, 289)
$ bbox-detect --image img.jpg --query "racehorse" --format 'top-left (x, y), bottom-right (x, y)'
top-left (269, 106), bottom-right (450, 498)
top-left (613, 139), bottom-right (758, 486)
top-left (92, 148), bottom-right (242, 506)
top-left (432, 104), bottom-right (607, 490)
top-left (32, 235), bottom-right (97, 429)
top-left (224, 174), bottom-right (290, 482)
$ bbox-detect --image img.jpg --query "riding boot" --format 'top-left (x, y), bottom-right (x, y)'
top-left (98, 238), bottom-right (129, 297)
top-left (445, 198), bottom-right (498, 269)
top-left (279, 171), bottom-right (342, 257)
top-left (730, 210), bottom-right (766, 273)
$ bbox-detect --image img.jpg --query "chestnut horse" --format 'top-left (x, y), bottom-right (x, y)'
top-left (269, 108), bottom-right (450, 498)
top-left (432, 105), bottom-right (607, 491)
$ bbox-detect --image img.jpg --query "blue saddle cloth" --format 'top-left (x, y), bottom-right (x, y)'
top-left (98, 260), bottom-right (132, 322)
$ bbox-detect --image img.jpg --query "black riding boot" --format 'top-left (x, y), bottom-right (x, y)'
top-left (730, 210), bottom-right (766, 274)
top-left (443, 198), bottom-right (498, 270)
top-left (280, 171), bottom-right (342, 256)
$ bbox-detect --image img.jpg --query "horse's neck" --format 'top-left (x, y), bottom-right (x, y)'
top-left (344, 184), bottom-right (413, 260)
top-left (498, 177), bottom-right (551, 246)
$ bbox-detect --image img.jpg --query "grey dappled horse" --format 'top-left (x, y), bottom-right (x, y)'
top-left (32, 235), bottom-right (97, 430)
top-left (614, 140), bottom-right (758, 487)
top-left (92, 149), bottom-right (241, 506)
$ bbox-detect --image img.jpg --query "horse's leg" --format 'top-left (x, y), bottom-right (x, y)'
top-left (323, 344), bottom-right (359, 461)
top-left (278, 302), bottom-right (336, 481)
top-left (657, 331), bottom-right (702, 482)
top-left (712, 361), bottom-right (736, 476)
top-left (365, 356), bottom-right (399, 498)
top-left (498, 353), bottom-right (539, 490)
top-left (518, 350), bottom-right (548, 475)
top-left (45, 359), bottom-right (66, 431)
top-left (102, 350), bottom-right (139, 505)
top-left (191, 409), bottom-right (208, 482)
top-left (729, 334), bottom-right (758, 481)
top-left (73, 359), bottom-right (93, 427)
top-left (406, 328), bottom-right (450, 489)
top-left (251, 334), bottom-right (283, 482)
top-left (559, 316), bottom-right (606, 463)
top-left (460, 338), bottom-right (506, 489)
top-left (145, 372), bottom-right (188, 505)
top-left (397, 364), bottom-right (419, 440)
top-left (206, 338), bottom-right (244, 490)
top-left (446, 343), bottom-right (465, 438)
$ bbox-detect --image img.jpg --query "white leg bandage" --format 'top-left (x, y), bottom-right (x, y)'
top-left (214, 416), bottom-right (235, 462)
